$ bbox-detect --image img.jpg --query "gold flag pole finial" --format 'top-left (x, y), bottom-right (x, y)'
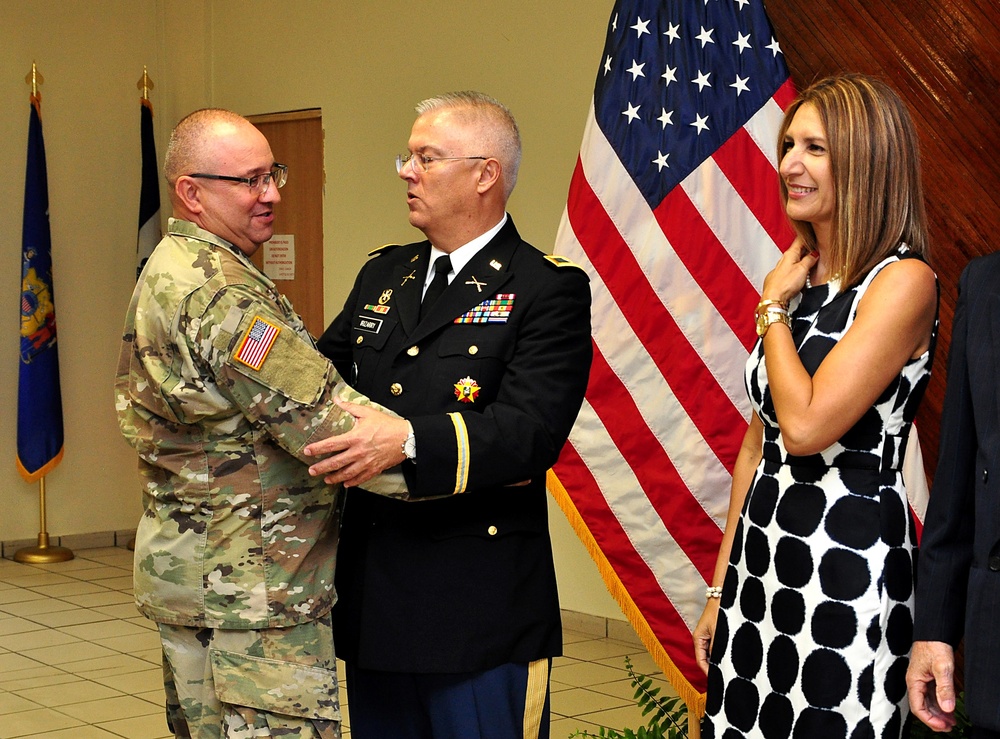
top-left (137, 66), bottom-right (154, 100)
top-left (25, 62), bottom-right (43, 97)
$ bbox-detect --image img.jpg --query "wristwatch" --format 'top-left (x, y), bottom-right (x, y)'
top-left (401, 422), bottom-right (416, 460)
top-left (756, 308), bottom-right (791, 337)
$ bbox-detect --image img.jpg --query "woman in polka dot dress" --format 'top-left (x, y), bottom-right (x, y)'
top-left (693, 74), bottom-right (939, 739)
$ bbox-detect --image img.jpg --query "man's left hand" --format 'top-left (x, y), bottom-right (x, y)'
top-left (906, 640), bottom-right (957, 732)
top-left (305, 400), bottom-right (409, 487)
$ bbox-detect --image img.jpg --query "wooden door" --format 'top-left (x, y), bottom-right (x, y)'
top-left (247, 109), bottom-right (325, 337)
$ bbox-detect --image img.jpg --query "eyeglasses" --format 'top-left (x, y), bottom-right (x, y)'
top-left (395, 153), bottom-right (488, 174)
top-left (187, 164), bottom-right (288, 196)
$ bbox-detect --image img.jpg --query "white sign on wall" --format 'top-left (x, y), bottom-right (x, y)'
top-left (264, 235), bottom-right (295, 281)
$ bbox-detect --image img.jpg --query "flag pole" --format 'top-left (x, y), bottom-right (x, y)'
top-left (14, 476), bottom-right (74, 563)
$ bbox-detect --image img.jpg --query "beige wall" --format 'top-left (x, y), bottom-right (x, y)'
top-left (0, 0), bottom-right (623, 620)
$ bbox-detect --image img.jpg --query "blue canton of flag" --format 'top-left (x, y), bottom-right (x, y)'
top-left (18, 94), bottom-right (65, 483)
top-left (596, 0), bottom-right (788, 205)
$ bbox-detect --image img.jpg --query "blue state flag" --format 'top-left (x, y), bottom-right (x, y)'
top-left (18, 93), bottom-right (64, 482)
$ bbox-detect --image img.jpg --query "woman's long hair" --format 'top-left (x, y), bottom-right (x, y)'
top-left (777, 74), bottom-right (929, 289)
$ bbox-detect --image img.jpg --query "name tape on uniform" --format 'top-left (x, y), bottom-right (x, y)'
top-left (357, 316), bottom-right (384, 333)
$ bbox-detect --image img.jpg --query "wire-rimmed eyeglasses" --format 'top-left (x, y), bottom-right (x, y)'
top-left (395, 153), bottom-right (489, 174)
top-left (188, 164), bottom-right (288, 196)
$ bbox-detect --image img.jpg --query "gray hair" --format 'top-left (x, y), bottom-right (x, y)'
top-left (415, 91), bottom-right (521, 199)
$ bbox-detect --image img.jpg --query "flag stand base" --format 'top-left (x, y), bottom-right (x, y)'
top-left (15, 477), bottom-right (74, 563)
top-left (14, 532), bottom-right (74, 563)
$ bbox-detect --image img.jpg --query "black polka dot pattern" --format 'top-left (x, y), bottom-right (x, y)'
top-left (704, 248), bottom-right (936, 739)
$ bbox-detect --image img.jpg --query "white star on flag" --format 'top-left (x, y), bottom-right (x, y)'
top-left (733, 32), bottom-right (752, 53)
top-left (690, 113), bottom-right (710, 133)
top-left (692, 70), bottom-right (712, 91)
top-left (731, 75), bottom-right (750, 95)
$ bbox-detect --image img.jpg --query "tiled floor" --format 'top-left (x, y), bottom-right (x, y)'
top-left (0, 547), bottom-right (676, 738)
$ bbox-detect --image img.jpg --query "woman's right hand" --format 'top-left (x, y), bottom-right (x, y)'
top-left (760, 237), bottom-right (818, 304)
top-left (693, 599), bottom-right (721, 676)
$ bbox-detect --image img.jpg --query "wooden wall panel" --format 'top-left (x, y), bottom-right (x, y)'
top-left (764, 0), bottom-right (1000, 479)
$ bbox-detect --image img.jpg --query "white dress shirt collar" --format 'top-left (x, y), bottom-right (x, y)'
top-left (423, 214), bottom-right (508, 293)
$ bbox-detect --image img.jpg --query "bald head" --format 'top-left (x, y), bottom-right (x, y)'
top-left (163, 109), bottom-right (258, 189)
top-left (164, 108), bottom-right (281, 256)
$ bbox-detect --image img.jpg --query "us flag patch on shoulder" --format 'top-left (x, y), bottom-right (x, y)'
top-left (234, 316), bottom-right (281, 370)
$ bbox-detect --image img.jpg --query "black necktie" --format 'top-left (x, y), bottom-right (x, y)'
top-left (420, 255), bottom-right (452, 321)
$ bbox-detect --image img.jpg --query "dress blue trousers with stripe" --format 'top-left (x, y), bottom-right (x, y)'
top-left (345, 658), bottom-right (551, 739)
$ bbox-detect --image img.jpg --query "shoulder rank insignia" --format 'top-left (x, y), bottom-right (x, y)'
top-left (367, 243), bottom-right (402, 258)
top-left (544, 254), bottom-right (583, 269)
top-left (234, 316), bottom-right (281, 371)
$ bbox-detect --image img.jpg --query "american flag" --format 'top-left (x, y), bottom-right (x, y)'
top-left (235, 316), bottom-right (280, 371)
top-left (547, 0), bottom-right (794, 711)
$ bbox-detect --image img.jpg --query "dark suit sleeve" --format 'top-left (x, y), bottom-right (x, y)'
top-left (913, 262), bottom-right (978, 645)
top-left (317, 273), bottom-right (364, 380)
top-left (407, 266), bottom-right (592, 497)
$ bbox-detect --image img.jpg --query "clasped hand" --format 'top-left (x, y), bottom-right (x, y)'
top-left (304, 400), bottom-right (409, 488)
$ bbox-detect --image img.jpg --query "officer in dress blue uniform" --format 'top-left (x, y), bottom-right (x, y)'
top-left (304, 91), bottom-right (592, 739)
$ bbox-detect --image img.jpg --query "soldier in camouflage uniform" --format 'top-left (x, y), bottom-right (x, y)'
top-left (115, 109), bottom-right (404, 739)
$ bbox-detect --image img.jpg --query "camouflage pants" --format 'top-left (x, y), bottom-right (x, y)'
top-left (157, 612), bottom-right (340, 739)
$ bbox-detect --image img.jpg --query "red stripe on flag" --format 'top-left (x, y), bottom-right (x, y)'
top-left (651, 187), bottom-right (760, 351)
top-left (553, 441), bottom-right (708, 695)
top-left (567, 159), bottom-right (746, 472)
top-left (774, 78), bottom-right (798, 111)
top-left (713, 126), bottom-right (796, 252)
top-left (585, 346), bottom-right (723, 578)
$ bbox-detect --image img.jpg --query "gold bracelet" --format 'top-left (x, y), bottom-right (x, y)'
top-left (755, 298), bottom-right (788, 316)
top-left (756, 308), bottom-right (791, 338)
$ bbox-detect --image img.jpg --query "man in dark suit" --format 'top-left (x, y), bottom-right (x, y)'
top-left (303, 91), bottom-right (592, 738)
top-left (908, 252), bottom-right (1000, 737)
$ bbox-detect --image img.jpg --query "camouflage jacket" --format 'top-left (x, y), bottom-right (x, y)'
top-left (115, 218), bottom-right (405, 629)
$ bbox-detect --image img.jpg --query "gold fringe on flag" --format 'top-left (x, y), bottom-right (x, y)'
top-left (547, 469), bottom-right (705, 737)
